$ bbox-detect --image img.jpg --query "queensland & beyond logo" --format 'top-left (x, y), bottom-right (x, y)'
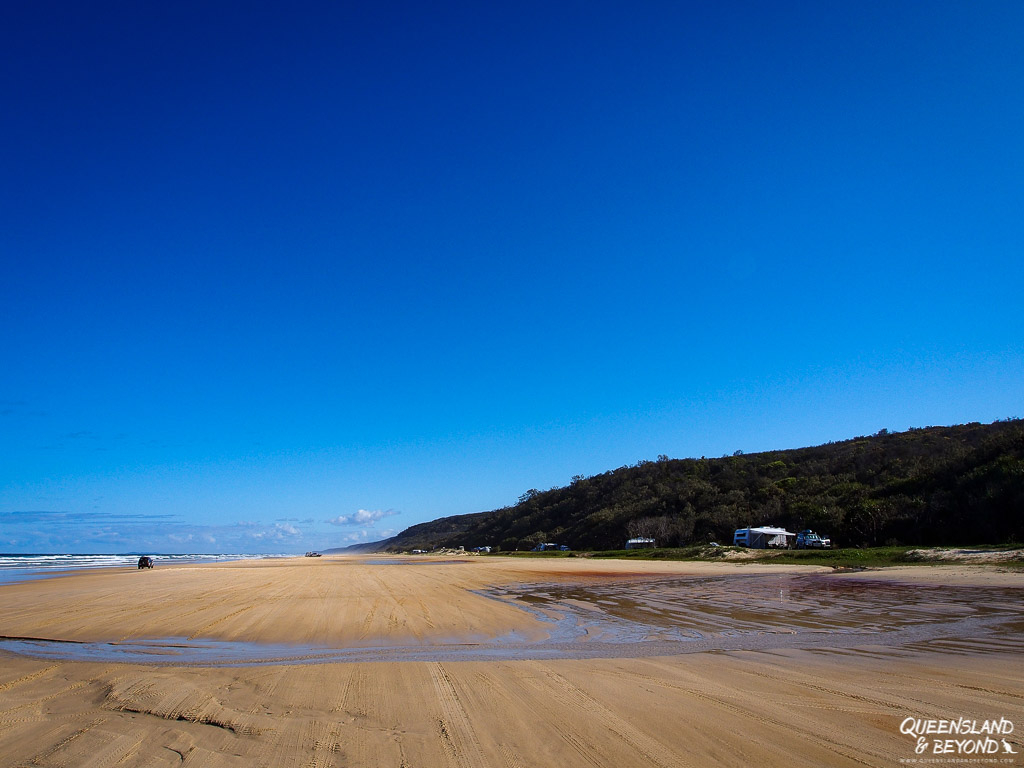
top-left (900, 716), bottom-right (1018, 760)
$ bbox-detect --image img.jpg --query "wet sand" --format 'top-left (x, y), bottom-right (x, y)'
top-left (0, 556), bottom-right (1021, 767)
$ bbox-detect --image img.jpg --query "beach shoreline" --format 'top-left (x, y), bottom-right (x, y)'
top-left (1, 555), bottom-right (1021, 767)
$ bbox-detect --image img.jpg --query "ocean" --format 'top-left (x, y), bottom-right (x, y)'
top-left (0, 553), bottom-right (292, 584)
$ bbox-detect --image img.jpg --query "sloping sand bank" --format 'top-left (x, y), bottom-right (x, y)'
top-left (0, 556), bottom-right (1021, 767)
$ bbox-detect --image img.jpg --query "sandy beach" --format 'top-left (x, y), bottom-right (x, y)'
top-left (0, 556), bottom-right (1021, 767)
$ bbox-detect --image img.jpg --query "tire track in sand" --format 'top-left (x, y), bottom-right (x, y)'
top-left (428, 662), bottom-right (486, 768)
top-left (186, 605), bottom-right (255, 640)
top-left (358, 598), bottom-right (382, 641)
top-left (25, 717), bottom-right (105, 764)
top-left (460, 666), bottom-right (606, 768)
top-left (0, 680), bottom-right (91, 724)
top-left (685, 686), bottom-right (879, 767)
top-left (0, 664), bottom-right (59, 692)
top-left (532, 667), bottom-right (686, 768)
top-left (629, 659), bottom-right (894, 766)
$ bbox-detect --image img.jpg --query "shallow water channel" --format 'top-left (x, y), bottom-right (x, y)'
top-left (1, 573), bottom-right (1020, 666)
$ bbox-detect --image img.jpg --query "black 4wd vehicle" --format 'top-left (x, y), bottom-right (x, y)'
top-left (795, 530), bottom-right (832, 549)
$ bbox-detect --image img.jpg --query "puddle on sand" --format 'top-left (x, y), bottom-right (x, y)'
top-left (1, 573), bottom-right (1020, 666)
top-left (0, 634), bottom-right (578, 667)
top-left (489, 573), bottom-right (1021, 638)
top-left (477, 573), bottom-right (1024, 653)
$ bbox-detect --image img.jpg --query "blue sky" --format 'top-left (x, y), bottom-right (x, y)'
top-left (2, 1), bottom-right (1022, 553)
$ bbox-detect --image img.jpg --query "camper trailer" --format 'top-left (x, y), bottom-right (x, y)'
top-left (733, 526), bottom-right (795, 549)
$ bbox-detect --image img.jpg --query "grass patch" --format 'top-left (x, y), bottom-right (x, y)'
top-left (590, 545), bottom-right (728, 560)
top-left (480, 544), bottom-right (1024, 568)
top-left (760, 547), bottom-right (924, 568)
top-left (543, 545), bottom-right (1023, 568)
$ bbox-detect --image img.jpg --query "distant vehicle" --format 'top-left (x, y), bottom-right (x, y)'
top-left (137, 556), bottom-right (154, 569)
top-left (304, 551), bottom-right (322, 557)
top-left (531, 543), bottom-right (563, 552)
top-left (795, 530), bottom-right (831, 549)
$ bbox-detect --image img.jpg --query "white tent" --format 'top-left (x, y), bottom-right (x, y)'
top-left (625, 537), bottom-right (656, 549)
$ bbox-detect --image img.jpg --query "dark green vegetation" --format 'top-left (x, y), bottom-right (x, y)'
top-left (367, 420), bottom-right (1024, 553)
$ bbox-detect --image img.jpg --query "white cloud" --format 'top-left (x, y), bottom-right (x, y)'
top-left (338, 526), bottom-right (398, 543)
top-left (327, 509), bottom-right (397, 527)
top-left (91, 529), bottom-right (125, 541)
top-left (253, 523), bottom-right (302, 540)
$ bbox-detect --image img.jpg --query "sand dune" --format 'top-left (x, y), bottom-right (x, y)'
top-left (0, 556), bottom-right (1021, 767)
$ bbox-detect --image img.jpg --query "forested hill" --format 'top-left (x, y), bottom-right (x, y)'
top-left (372, 420), bottom-right (1024, 552)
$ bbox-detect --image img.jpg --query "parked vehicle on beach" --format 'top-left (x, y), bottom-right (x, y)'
top-left (795, 530), bottom-right (831, 549)
top-left (137, 556), bottom-right (154, 569)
